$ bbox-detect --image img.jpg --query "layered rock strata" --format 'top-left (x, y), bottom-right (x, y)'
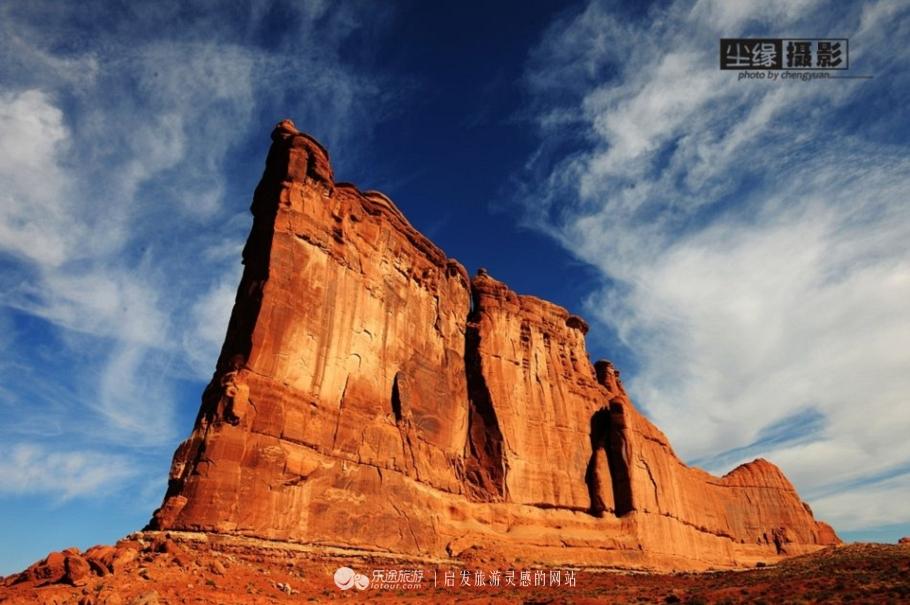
top-left (149, 120), bottom-right (838, 570)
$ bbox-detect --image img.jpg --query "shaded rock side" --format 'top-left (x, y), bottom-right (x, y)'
top-left (149, 120), bottom-right (838, 570)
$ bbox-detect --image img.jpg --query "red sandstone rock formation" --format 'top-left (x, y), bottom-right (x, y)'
top-left (148, 119), bottom-right (838, 570)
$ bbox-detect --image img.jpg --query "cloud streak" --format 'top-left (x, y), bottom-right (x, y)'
top-left (0, 444), bottom-right (138, 501)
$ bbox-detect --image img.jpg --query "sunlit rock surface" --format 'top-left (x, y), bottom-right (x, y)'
top-left (149, 120), bottom-right (838, 570)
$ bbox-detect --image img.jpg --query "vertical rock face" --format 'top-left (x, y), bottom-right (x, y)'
top-left (150, 120), bottom-right (838, 570)
top-left (467, 272), bottom-right (604, 510)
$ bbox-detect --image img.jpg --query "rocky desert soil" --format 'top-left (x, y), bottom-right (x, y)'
top-left (2, 532), bottom-right (908, 604)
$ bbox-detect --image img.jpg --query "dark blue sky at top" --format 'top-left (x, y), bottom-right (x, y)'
top-left (216, 0), bottom-right (636, 366)
top-left (361, 1), bottom-right (616, 345)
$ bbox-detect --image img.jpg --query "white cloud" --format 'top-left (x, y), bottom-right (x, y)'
top-left (521, 0), bottom-right (910, 536)
top-left (0, 443), bottom-right (137, 501)
top-left (0, 89), bottom-right (77, 267)
top-left (96, 344), bottom-right (179, 445)
top-left (183, 276), bottom-right (240, 378)
top-left (812, 473), bottom-right (910, 531)
top-left (10, 268), bottom-right (170, 347)
top-left (689, 0), bottom-right (824, 31)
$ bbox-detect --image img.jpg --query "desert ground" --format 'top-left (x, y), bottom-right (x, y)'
top-left (2, 532), bottom-right (909, 604)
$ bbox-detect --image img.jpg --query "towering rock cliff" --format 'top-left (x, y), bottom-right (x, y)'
top-left (149, 120), bottom-right (838, 570)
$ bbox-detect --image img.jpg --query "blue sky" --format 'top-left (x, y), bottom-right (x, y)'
top-left (1, 0), bottom-right (908, 575)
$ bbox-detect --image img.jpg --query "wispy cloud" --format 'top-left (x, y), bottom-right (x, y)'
top-left (520, 0), bottom-right (910, 535)
top-left (812, 472), bottom-right (910, 531)
top-left (691, 407), bottom-right (827, 470)
top-left (0, 443), bottom-right (138, 501)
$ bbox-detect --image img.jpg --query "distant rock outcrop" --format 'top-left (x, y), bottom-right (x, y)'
top-left (148, 119), bottom-right (838, 570)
